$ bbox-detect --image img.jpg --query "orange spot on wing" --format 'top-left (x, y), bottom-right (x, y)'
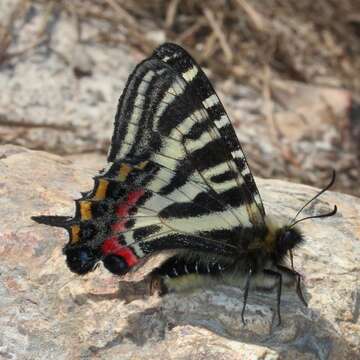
top-left (80, 201), bottom-right (92, 220)
top-left (71, 224), bottom-right (80, 243)
top-left (118, 164), bottom-right (132, 182)
top-left (93, 179), bottom-right (108, 200)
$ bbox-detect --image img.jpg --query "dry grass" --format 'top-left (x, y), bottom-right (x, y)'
top-left (4, 0), bottom-right (360, 93)
top-left (43, 0), bottom-right (360, 96)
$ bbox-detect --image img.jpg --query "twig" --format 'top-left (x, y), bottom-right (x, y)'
top-left (0, 0), bottom-right (30, 64)
top-left (202, 6), bottom-right (233, 64)
top-left (165, 0), bottom-right (180, 29)
top-left (235, 0), bottom-right (267, 32)
top-left (103, 0), bottom-right (138, 27)
top-left (200, 32), bottom-right (218, 62)
top-left (176, 19), bottom-right (205, 43)
top-left (2, 37), bottom-right (47, 62)
top-left (262, 65), bottom-right (282, 143)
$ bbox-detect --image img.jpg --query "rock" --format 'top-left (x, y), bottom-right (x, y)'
top-left (0, 144), bottom-right (359, 359)
top-left (0, 1), bottom-right (135, 154)
top-left (271, 80), bottom-right (352, 142)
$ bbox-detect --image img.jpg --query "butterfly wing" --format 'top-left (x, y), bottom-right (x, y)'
top-left (152, 43), bottom-right (265, 217)
top-left (109, 43), bottom-right (265, 217)
top-left (33, 43), bottom-right (267, 276)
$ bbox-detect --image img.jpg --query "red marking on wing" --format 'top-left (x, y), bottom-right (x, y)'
top-left (102, 237), bottom-right (138, 267)
top-left (127, 189), bottom-right (145, 204)
top-left (112, 189), bottom-right (145, 232)
top-left (111, 222), bottom-right (126, 232)
top-left (101, 189), bottom-right (145, 267)
top-left (115, 189), bottom-right (144, 217)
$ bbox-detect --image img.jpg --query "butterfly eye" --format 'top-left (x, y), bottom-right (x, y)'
top-left (64, 247), bottom-right (98, 275)
top-left (103, 254), bottom-right (129, 275)
top-left (276, 228), bottom-right (303, 257)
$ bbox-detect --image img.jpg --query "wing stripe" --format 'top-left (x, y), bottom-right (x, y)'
top-left (154, 43), bottom-right (265, 216)
top-left (108, 61), bottom-right (157, 161)
top-left (182, 65), bottom-right (199, 82)
top-left (214, 114), bottom-right (229, 129)
top-left (203, 94), bottom-right (220, 109)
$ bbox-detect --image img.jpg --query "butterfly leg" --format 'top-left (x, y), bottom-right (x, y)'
top-left (263, 269), bottom-right (282, 326)
top-left (149, 273), bottom-right (168, 296)
top-left (276, 265), bottom-right (307, 307)
top-left (241, 268), bottom-right (253, 325)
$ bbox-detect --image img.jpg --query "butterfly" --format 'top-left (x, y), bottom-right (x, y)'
top-left (32, 43), bottom-right (337, 325)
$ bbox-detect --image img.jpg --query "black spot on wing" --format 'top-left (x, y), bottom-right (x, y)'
top-left (190, 138), bottom-right (231, 171)
top-left (125, 219), bottom-right (136, 229)
top-left (210, 170), bottom-right (237, 183)
top-left (159, 202), bottom-right (211, 219)
top-left (185, 119), bottom-right (211, 140)
top-left (234, 156), bottom-right (247, 173)
top-left (157, 87), bottom-right (198, 137)
top-left (80, 222), bottom-right (97, 241)
top-left (106, 182), bottom-right (127, 200)
top-left (159, 188), bottom-right (225, 219)
top-left (92, 201), bottom-right (112, 218)
top-left (157, 159), bottom-right (193, 196)
top-left (140, 233), bottom-right (234, 256)
top-left (133, 225), bottom-right (162, 241)
top-left (219, 186), bottom-right (251, 208)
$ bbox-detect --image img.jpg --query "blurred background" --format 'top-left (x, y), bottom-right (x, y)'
top-left (0, 0), bottom-right (359, 196)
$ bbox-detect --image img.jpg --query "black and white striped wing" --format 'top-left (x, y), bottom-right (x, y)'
top-left (109, 44), bottom-right (264, 208)
top-left (33, 43), bottom-right (268, 275)
top-left (98, 43), bottom-right (266, 262)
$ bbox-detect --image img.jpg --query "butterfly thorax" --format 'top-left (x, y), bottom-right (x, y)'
top-left (260, 215), bottom-right (304, 264)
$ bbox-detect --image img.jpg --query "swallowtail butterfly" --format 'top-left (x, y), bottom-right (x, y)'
top-left (33, 43), bottom-right (337, 325)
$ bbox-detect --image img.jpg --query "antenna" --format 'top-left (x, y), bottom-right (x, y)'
top-left (290, 205), bottom-right (337, 228)
top-left (289, 170), bottom-right (336, 226)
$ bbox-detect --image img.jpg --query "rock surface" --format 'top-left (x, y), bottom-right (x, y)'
top-left (0, 144), bottom-right (359, 359)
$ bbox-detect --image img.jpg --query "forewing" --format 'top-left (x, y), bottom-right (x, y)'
top-left (153, 43), bottom-right (265, 217)
top-left (108, 43), bottom-right (265, 224)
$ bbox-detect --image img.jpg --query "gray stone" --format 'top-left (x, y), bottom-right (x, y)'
top-left (0, 144), bottom-right (359, 359)
top-left (0, 1), bottom-right (134, 154)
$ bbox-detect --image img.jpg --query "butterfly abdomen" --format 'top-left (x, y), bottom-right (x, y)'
top-left (150, 251), bottom-right (298, 295)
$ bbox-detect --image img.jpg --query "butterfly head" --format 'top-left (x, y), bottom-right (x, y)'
top-left (274, 225), bottom-right (304, 261)
top-left (267, 170), bottom-right (337, 263)
top-left (263, 215), bottom-right (303, 262)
